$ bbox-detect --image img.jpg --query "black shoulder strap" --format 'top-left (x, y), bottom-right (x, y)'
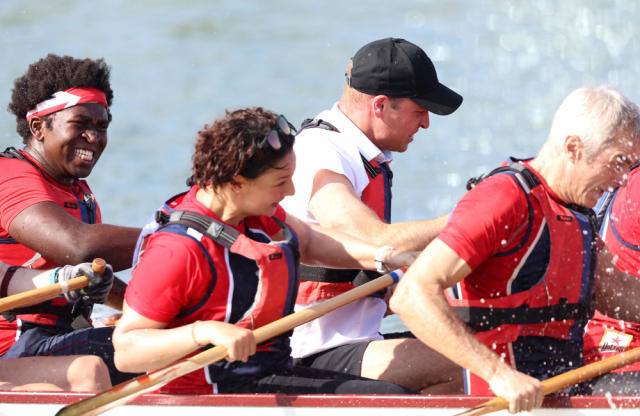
top-left (467, 159), bottom-right (539, 191)
top-left (0, 147), bottom-right (27, 160)
top-left (360, 154), bottom-right (393, 187)
top-left (465, 160), bottom-right (540, 258)
top-left (156, 210), bottom-right (241, 248)
top-left (360, 154), bottom-right (379, 178)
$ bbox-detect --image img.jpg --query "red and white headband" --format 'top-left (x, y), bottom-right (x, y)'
top-left (25, 87), bottom-right (108, 121)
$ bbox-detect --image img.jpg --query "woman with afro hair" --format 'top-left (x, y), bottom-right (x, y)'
top-left (0, 54), bottom-right (141, 386)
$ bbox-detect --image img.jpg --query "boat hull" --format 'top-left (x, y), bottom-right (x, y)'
top-left (1, 392), bottom-right (639, 415)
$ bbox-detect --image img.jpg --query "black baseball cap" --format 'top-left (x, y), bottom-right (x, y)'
top-left (348, 37), bottom-right (463, 115)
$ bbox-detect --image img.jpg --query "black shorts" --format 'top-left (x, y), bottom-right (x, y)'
top-left (293, 332), bottom-right (416, 376)
top-left (293, 331), bottom-right (415, 376)
top-left (225, 365), bottom-right (416, 394)
top-left (293, 341), bottom-right (370, 376)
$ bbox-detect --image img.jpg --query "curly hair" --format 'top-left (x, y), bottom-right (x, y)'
top-left (191, 107), bottom-right (295, 189)
top-left (7, 54), bottom-right (114, 143)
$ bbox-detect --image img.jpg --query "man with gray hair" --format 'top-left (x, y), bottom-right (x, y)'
top-left (390, 85), bottom-right (640, 413)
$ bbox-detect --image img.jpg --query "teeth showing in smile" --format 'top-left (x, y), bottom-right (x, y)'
top-left (75, 149), bottom-right (94, 161)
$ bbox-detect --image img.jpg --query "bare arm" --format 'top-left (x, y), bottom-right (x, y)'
top-left (284, 212), bottom-right (417, 271)
top-left (113, 301), bottom-right (255, 373)
top-left (389, 239), bottom-right (542, 413)
top-left (594, 240), bottom-right (640, 321)
top-left (309, 169), bottom-right (447, 251)
top-left (0, 262), bottom-right (51, 295)
top-left (8, 201), bottom-right (140, 272)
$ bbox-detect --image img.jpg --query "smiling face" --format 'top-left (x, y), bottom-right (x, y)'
top-left (235, 150), bottom-right (296, 218)
top-left (29, 102), bottom-right (109, 185)
top-left (570, 135), bottom-right (640, 208)
top-left (373, 97), bottom-right (430, 152)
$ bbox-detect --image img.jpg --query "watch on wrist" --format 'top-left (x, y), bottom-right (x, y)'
top-left (374, 245), bottom-right (396, 274)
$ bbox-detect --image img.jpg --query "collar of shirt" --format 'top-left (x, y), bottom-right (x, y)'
top-left (320, 103), bottom-right (394, 165)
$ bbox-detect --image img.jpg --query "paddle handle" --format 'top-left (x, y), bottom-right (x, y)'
top-left (0, 258), bottom-right (106, 313)
top-left (91, 258), bottom-right (107, 275)
top-left (460, 345), bottom-right (640, 416)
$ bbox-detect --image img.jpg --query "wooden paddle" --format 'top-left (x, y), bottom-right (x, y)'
top-left (0, 258), bottom-right (106, 313)
top-left (455, 345), bottom-right (640, 415)
top-left (55, 268), bottom-right (405, 416)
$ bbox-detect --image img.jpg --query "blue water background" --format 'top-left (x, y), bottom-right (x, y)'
top-left (1, 0), bottom-right (639, 330)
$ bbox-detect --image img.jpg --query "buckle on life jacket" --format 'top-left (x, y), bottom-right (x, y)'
top-left (156, 210), bottom-right (241, 248)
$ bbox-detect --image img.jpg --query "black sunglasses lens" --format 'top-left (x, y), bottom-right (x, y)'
top-left (277, 115), bottom-right (291, 136)
top-left (265, 130), bottom-right (282, 150)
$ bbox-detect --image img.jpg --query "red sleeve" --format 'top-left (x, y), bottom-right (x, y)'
top-left (0, 159), bottom-right (58, 230)
top-left (125, 233), bottom-right (211, 323)
top-left (610, 169), bottom-right (640, 243)
top-left (438, 173), bottom-right (530, 270)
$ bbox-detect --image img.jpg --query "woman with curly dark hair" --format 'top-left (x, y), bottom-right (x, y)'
top-left (0, 54), bottom-right (140, 385)
top-left (113, 107), bottom-right (418, 394)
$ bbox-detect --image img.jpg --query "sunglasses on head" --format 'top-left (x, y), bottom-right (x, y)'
top-left (258, 115), bottom-right (297, 151)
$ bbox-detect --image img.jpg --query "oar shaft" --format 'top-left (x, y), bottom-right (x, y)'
top-left (0, 276), bottom-right (89, 312)
top-left (55, 269), bottom-right (404, 416)
top-left (458, 345), bottom-right (640, 416)
top-left (0, 258), bottom-right (106, 313)
top-left (542, 346), bottom-right (640, 394)
top-left (254, 272), bottom-right (396, 343)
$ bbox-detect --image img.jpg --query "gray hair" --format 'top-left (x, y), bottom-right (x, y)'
top-left (544, 85), bottom-right (640, 159)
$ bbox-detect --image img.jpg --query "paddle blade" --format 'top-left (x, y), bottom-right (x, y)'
top-left (452, 397), bottom-right (507, 416)
top-left (55, 346), bottom-right (228, 416)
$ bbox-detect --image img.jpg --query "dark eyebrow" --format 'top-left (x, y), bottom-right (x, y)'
top-left (70, 113), bottom-right (110, 124)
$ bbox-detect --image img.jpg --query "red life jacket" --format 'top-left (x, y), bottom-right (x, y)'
top-left (133, 197), bottom-right (301, 393)
top-left (0, 148), bottom-right (99, 269)
top-left (0, 148), bottom-right (97, 354)
top-left (450, 161), bottom-right (597, 394)
top-left (294, 118), bottom-right (392, 304)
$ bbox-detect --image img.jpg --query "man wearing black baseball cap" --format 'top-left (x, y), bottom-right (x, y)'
top-left (348, 37), bottom-right (462, 115)
top-left (281, 38), bottom-right (463, 394)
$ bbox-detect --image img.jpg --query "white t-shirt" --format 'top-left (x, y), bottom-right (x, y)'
top-left (282, 103), bottom-right (393, 358)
